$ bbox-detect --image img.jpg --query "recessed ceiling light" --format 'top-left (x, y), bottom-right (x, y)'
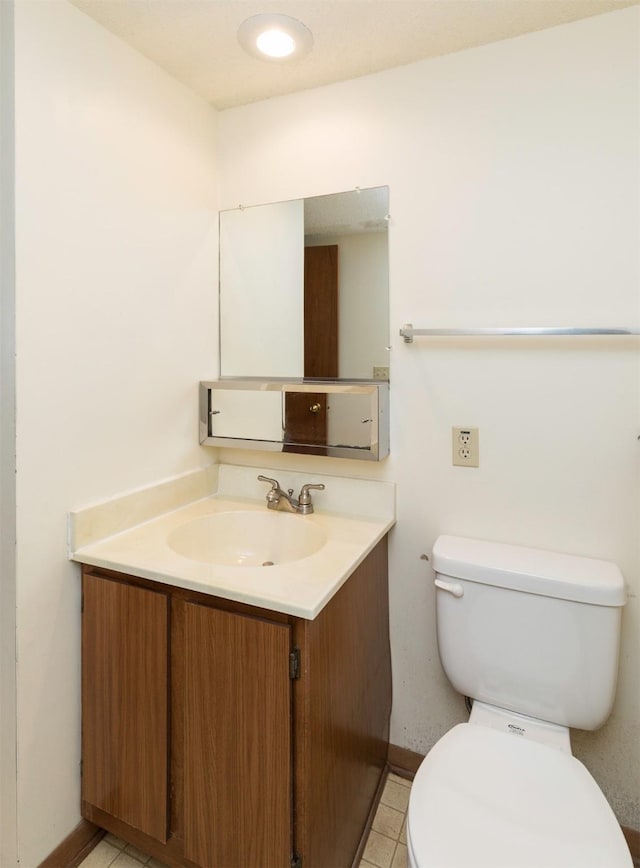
top-left (238, 14), bottom-right (313, 62)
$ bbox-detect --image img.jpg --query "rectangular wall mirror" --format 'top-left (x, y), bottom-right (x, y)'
top-left (219, 186), bottom-right (390, 381)
top-left (199, 381), bottom-right (389, 461)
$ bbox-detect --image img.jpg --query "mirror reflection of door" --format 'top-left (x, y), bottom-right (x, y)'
top-left (304, 245), bottom-right (338, 379)
top-left (284, 245), bottom-right (338, 451)
top-left (283, 393), bottom-right (327, 453)
top-left (219, 186), bottom-right (389, 380)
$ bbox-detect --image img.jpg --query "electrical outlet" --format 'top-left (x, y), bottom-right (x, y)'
top-left (452, 427), bottom-right (479, 467)
top-left (373, 366), bottom-right (389, 380)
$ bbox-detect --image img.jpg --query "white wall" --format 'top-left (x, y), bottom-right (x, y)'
top-left (0, 1), bottom-right (18, 864)
top-left (217, 8), bottom-right (640, 830)
top-left (307, 230), bottom-right (389, 379)
top-left (220, 199), bottom-right (303, 377)
top-left (335, 231), bottom-right (388, 379)
top-left (12, 2), bottom-right (218, 863)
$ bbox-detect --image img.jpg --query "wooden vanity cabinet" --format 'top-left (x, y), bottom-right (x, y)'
top-left (176, 601), bottom-right (293, 868)
top-left (82, 574), bottom-right (170, 844)
top-left (81, 536), bottom-right (391, 868)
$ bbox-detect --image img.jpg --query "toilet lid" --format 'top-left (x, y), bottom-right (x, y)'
top-left (408, 723), bottom-right (632, 868)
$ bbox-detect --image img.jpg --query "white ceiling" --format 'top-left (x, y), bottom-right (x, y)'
top-left (69, 0), bottom-right (638, 110)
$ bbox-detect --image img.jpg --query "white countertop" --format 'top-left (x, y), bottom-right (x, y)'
top-left (70, 465), bottom-right (395, 620)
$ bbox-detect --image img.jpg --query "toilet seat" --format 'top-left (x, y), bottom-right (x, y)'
top-left (407, 723), bottom-right (632, 868)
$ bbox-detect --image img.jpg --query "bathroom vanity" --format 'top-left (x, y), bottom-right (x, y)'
top-left (72, 466), bottom-right (395, 868)
top-left (75, 181), bottom-right (394, 865)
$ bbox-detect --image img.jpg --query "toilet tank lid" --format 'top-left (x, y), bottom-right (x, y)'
top-left (432, 535), bottom-right (626, 606)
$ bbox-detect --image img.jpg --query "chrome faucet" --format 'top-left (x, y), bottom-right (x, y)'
top-left (258, 475), bottom-right (325, 515)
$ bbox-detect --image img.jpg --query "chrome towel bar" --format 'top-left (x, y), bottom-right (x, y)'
top-left (400, 323), bottom-right (640, 343)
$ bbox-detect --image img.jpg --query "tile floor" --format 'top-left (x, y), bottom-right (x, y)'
top-left (78, 834), bottom-right (169, 868)
top-left (78, 772), bottom-right (411, 868)
top-left (361, 772), bottom-right (410, 868)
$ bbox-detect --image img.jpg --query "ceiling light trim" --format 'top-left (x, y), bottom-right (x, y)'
top-left (238, 13), bottom-right (313, 62)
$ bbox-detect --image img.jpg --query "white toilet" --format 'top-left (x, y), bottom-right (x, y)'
top-left (407, 534), bottom-right (633, 868)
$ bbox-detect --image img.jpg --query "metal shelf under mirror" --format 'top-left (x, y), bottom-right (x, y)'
top-left (199, 380), bottom-right (389, 461)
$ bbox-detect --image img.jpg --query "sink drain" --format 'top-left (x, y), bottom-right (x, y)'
top-left (262, 560), bottom-right (275, 567)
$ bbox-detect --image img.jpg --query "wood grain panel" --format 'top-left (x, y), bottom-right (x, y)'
top-left (180, 602), bottom-right (292, 868)
top-left (284, 390), bottom-right (328, 450)
top-left (297, 537), bottom-right (391, 867)
top-left (80, 803), bottom-right (202, 868)
top-left (304, 244), bottom-right (338, 378)
top-left (82, 571), bottom-right (169, 843)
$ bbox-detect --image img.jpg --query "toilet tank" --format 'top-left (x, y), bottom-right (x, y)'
top-left (432, 535), bottom-right (627, 731)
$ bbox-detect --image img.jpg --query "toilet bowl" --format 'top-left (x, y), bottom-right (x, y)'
top-left (407, 535), bottom-right (632, 868)
top-left (407, 719), bottom-right (632, 868)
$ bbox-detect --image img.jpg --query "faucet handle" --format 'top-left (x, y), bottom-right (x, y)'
top-left (257, 475), bottom-right (280, 491)
top-left (258, 475), bottom-right (282, 507)
top-left (298, 483), bottom-right (325, 505)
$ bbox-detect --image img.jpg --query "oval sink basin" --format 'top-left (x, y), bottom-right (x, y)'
top-left (167, 510), bottom-right (327, 567)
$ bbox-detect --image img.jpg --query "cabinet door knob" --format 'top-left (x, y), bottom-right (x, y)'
top-left (309, 403), bottom-right (322, 413)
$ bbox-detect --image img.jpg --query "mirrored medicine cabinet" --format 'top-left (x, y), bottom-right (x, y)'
top-left (199, 380), bottom-right (389, 461)
top-left (219, 186), bottom-right (390, 381)
top-left (213, 186), bottom-right (391, 460)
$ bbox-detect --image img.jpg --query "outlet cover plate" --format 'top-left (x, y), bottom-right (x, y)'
top-left (452, 427), bottom-right (479, 467)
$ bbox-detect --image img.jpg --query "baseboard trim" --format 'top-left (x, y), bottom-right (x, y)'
top-left (388, 743), bottom-right (639, 862)
top-left (622, 825), bottom-right (640, 864)
top-left (351, 763), bottom-right (389, 868)
top-left (387, 742), bottom-right (425, 778)
top-left (38, 820), bottom-right (104, 868)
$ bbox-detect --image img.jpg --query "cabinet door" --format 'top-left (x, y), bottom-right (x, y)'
top-left (179, 602), bottom-right (292, 868)
top-left (82, 572), bottom-right (169, 843)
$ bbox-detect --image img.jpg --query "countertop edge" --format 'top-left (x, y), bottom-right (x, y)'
top-left (72, 509), bottom-right (395, 620)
